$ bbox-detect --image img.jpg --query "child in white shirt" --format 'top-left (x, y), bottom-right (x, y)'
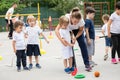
top-left (59, 16), bottom-right (74, 74)
top-left (25, 15), bottom-right (49, 69)
top-left (12, 20), bottom-right (29, 72)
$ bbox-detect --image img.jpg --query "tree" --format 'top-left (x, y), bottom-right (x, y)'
top-left (0, 0), bottom-right (26, 14)
top-left (45, 0), bottom-right (84, 15)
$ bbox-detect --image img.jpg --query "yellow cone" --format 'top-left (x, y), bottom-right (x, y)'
top-left (0, 56), bottom-right (3, 61)
top-left (40, 49), bottom-right (46, 55)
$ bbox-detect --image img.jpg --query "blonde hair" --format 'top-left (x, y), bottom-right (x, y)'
top-left (59, 15), bottom-right (69, 26)
top-left (26, 14), bottom-right (36, 23)
top-left (102, 14), bottom-right (109, 21)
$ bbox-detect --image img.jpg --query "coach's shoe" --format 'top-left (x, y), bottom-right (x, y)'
top-left (29, 64), bottom-right (33, 69)
top-left (111, 58), bottom-right (117, 64)
top-left (36, 63), bottom-right (41, 69)
top-left (85, 65), bottom-right (92, 72)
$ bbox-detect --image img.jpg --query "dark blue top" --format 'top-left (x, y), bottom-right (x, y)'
top-left (85, 19), bottom-right (95, 40)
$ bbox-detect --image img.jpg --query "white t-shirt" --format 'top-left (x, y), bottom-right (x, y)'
top-left (5, 7), bottom-right (14, 20)
top-left (13, 31), bottom-right (26, 50)
top-left (65, 14), bottom-right (85, 31)
top-left (59, 28), bottom-right (73, 59)
top-left (110, 12), bottom-right (120, 34)
top-left (102, 23), bottom-right (108, 36)
top-left (25, 26), bottom-right (42, 44)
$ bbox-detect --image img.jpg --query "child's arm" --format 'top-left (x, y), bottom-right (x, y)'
top-left (12, 40), bottom-right (16, 53)
top-left (101, 29), bottom-right (105, 36)
top-left (55, 24), bottom-right (67, 46)
top-left (85, 28), bottom-right (91, 45)
top-left (40, 33), bottom-right (49, 43)
top-left (107, 19), bottom-right (112, 37)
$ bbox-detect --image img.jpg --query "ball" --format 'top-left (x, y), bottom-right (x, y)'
top-left (94, 71), bottom-right (100, 77)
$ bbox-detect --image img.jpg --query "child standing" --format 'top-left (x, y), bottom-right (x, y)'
top-left (101, 14), bottom-right (112, 61)
top-left (85, 7), bottom-right (96, 67)
top-left (59, 16), bottom-right (74, 74)
top-left (25, 15), bottom-right (49, 69)
top-left (108, 1), bottom-right (120, 64)
top-left (12, 20), bottom-right (29, 72)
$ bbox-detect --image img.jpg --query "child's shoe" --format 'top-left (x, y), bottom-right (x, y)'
top-left (69, 67), bottom-right (74, 72)
top-left (111, 58), bottom-right (117, 64)
top-left (36, 63), bottom-right (41, 69)
top-left (23, 67), bottom-right (30, 71)
top-left (29, 64), bottom-right (33, 69)
top-left (64, 67), bottom-right (71, 74)
top-left (17, 67), bottom-right (21, 72)
top-left (104, 54), bottom-right (108, 61)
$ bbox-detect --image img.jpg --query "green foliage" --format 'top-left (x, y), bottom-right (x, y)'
top-left (0, 0), bottom-right (26, 13)
top-left (44, 0), bottom-right (84, 14)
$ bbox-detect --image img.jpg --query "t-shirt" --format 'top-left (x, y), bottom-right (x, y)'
top-left (65, 14), bottom-right (85, 31)
top-left (25, 26), bottom-right (42, 44)
top-left (5, 7), bottom-right (14, 20)
top-left (110, 12), bottom-right (120, 34)
top-left (59, 28), bottom-right (71, 46)
top-left (85, 19), bottom-right (95, 39)
top-left (13, 31), bottom-right (26, 50)
top-left (102, 23), bottom-right (108, 36)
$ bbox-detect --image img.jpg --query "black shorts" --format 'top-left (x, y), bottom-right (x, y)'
top-left (27, 44), bottom-right (41, 56)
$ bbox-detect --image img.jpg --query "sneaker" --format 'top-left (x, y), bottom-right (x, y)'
top-left (104, 54), bottom-right (108, 61)
top-left (36, 64), bottom-right (41, 69)
top-left (29, 64), bottom-right (33, 69)
top-left (111, 58), bottom-right (117, 64)
top-left (85, 65), bottom-right (92, 72)
top-left (17, 67), bottom-right (21, 72)
top-left (69, 67), bottom-right (74, 72)
top-left (23, 67), bottom-right (30, 71)
top-left (64, 67), bottom-right (71, 74)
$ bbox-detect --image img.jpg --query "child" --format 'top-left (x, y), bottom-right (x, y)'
top-left (85, 7), bottom-right (96, 67)
top-left (101, 14), bottom-right (112, 61)
top-left (25, 15), bottom-right (49, 69)
top-left (12, 20), bottom-right (29, 72)
top-left (108, 1), bottom-right (120, 64)
top-left (59, 15), bottom-right (74, 74)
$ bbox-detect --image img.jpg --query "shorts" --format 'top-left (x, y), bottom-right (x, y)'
top-left (85, 39), bottom-right (95, 56)
top-left (61, 46), bottom-right (73, 59)
top-left (105, 36), bottom-right (112, 47)
top-left (26, 44), bottom-right (41, 56)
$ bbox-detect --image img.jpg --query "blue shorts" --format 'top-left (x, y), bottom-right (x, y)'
top-left (105, 37), bottom-right (112, 47)
top-left (27, 44), bottom-right (41, 56)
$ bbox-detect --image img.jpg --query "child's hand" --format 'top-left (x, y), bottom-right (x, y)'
top-left (108, 33), bottom-right (111, 38)
top-left (46, 40), bottom-right (49, 44)
top-left (87, 39), bottom-right (91, 45)
top-left (14, 49), bottom-right (16, 53)
top-left (72, 37), bottom-right (76, 44)
top-left (69, 43), bottom-right (74, 47)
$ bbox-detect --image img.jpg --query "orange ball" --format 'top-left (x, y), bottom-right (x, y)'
top-left (94, 71), bottom-right (100, 77)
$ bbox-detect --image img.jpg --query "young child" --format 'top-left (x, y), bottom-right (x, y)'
top-left (59, 15), bottom-right (74, 74)
top-left (12, 20), bottom-right (29, 72)
top-left (101, 14), bottom-right (112, 61)
top-left (108, 1), bottom-right (120, 64)
top-left (85, 7), bottom-right (96, 67)
top-left (25, 15), bottom-right (49, 69)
